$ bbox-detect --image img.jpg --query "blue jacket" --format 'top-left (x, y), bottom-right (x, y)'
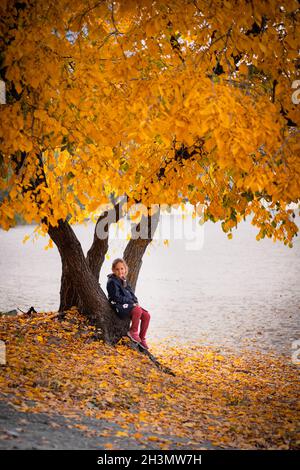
top-left (106, 273), bottom-right (138, 319)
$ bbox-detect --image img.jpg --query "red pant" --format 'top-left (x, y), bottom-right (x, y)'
top-left (130, 306), bottom-right (150, 340)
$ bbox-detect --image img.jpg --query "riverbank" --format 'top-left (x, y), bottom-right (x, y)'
top-left (0, 310), bottom-right (299, 450)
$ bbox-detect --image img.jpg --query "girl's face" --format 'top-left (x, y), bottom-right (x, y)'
top-left (113, 262), bottom-right (126, 279)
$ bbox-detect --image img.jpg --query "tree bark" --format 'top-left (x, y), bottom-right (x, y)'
top-left (87, 196), bottom-right (127, 279)
top-left (124, 206), bottom-right (160, 290)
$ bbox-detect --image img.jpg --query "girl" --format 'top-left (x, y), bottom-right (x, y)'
top-left (106, 258), bottom-right (151, 349)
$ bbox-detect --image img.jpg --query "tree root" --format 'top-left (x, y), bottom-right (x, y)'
top-left (119, 337), bottom-right (176, 376)
top-left (17, 306), bottom-right (37, 316)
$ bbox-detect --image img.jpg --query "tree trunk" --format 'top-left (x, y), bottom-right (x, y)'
top-left (55, 203), bottom-right (160, 344)
top-left (59, 262), bottom-right (78, 313)
top-left (47, 218), bottom-right (130, 344)
top-left (59, 197), bottom-right (127, 312)
top-left (59, 200), bottom-right (160, 310)
top-left (124, 206), bottom-right (160, 290)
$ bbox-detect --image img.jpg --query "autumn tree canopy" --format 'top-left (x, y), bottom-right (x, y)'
top-left (0, 0), bottom-right (299, 245)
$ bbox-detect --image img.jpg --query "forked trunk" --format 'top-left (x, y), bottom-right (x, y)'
top-left (59, 198), bottom-right (126, 312)
top-left (124, 207), bottom-right (160, 290)
top-left (47, 219), bottom-right (130, 344)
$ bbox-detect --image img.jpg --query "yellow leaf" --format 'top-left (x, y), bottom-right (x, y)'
top-left (22, 235), bottom-right (30, 244)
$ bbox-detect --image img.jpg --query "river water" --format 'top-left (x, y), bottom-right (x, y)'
top-left (0, 214), bottom-right (299, 360)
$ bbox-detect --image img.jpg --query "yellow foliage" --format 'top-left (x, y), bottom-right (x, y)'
top-left (0, 0), bottom-right (299, 243)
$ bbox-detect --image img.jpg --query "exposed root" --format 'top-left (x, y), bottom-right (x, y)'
top-left (119, 337), bottom-right (176, 376)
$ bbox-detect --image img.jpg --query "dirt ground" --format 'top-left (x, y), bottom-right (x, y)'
top-left (0, 400), bottom-right (219, 450)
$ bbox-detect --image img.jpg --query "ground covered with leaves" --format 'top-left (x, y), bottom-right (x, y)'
top-left (0, 310), bottom-right (299, 450)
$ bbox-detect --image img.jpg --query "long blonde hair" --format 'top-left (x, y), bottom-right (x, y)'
top-left (111, 258), bottom-right (129, 276)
